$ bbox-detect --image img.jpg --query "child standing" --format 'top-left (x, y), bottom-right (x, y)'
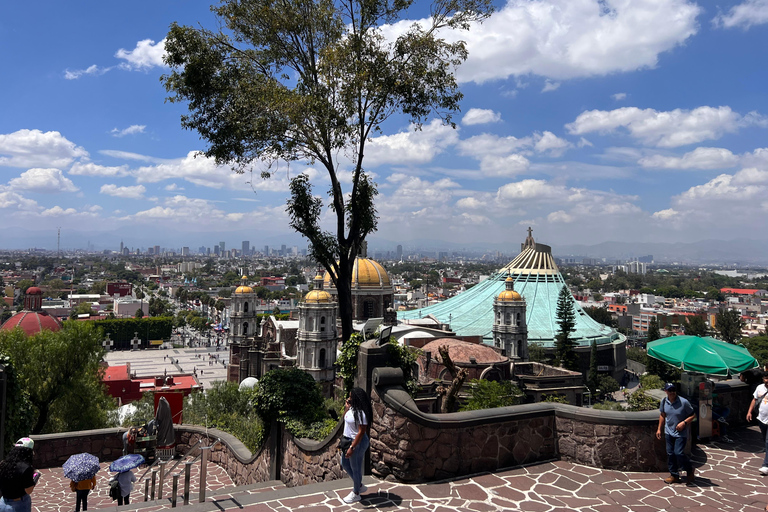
top-left (116, 469), bottom-right (136, 506)
top-left (69, 476), bottom-right (96, 512)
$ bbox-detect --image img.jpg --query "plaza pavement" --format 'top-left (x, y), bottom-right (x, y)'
top-left (33, 423), bottom-right (768, 512)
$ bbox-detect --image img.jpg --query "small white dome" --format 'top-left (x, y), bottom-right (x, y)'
top-left (239, 377), bottom-right (259, 391)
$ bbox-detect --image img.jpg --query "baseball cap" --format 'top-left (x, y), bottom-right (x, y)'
top-left (15, 437), bottom-right (33, 449)
top-left (663, 383), bottom-right (677, 392)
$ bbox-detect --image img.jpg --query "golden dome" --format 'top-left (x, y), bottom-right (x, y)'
top-left (324, 257), bottom-right (390, 288)
top-left (304, 289), bottom-right (332, 303)
top-left (235, 276), bottom-right (253, 294)
top-left (497, 289), bottom-right (522, 301)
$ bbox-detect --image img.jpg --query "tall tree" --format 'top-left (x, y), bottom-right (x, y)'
top-left (647, 316), bottom-right (661, 343)
top-left (0, 322), bottom-right (110, 434)
top-left (716, 307), bottom-right (744, 344)
top-left (555, 286), bottom-right (579, 371)
top-left (162, 0), bottom-right (493, 341)
top-left (682, 315), bottom-right (708, 337)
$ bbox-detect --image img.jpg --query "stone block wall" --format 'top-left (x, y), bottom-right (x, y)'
top-left (279, 422), bottom-right (346, 487)
top-left (31, 428), bottom-right (125, 469)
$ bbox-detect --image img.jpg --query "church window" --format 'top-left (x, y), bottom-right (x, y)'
top-left (319, 348), bottom-right (326, 368)
top-left (496, 311), bottom-right (500, 324)
top-left (495, 337), bottom-right (501, 348)
top-left (320, 316), bottom-right (325, 324)
top-left (308, 317), bottom-right (314, 331)
top-left (517, 312), bottom-right (521, 326)
top-left (243, 322), bottom-right (248, 335)
top-left (244, 302), bottom-right (249, 313)
top-left (363, 300), bottom-right (375, 319)
top-left (505, 313), bottom-right (511, 325)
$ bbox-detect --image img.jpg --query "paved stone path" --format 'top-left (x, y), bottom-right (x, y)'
top-left (28, 424), bottom-right (766, 512)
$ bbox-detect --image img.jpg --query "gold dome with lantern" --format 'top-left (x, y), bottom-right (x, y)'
top-left (304, 275), bottom-right (333, 303)
top-left (321, 243), bottom-right (394, 320)
top-left (235, 276), bottom-right (254, 294)
top-left (497, 275), bottom-right (522, 301)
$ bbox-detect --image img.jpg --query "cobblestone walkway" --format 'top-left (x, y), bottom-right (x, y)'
top-left (33, 425), bottom-right (768, 512)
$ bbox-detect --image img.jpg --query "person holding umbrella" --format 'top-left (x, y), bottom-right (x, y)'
top-left (109, 454), bottom-right (143, 505)
top-left (63, 453), bottom-right (100, 512)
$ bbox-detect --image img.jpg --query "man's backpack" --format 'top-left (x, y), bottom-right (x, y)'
top-left (108, 478), bottom-right (121, 501)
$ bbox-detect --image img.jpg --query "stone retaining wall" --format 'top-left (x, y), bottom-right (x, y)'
top-left (279, 422), bottom-right (346, 487)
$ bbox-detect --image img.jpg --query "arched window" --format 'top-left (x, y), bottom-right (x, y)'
top-left (243, 322), bottom-right (248, 335)
top-left (505, 313), bottom-right (511, 325)
top-left (308, 317), bottom-right (314, 331)
top-left (517, 312), bottom-right (521, 326)
top-left (244, 302), bottom-right (249, 313)
top-left (320, 316), bottom-right (326, 324)
top-left (319, 348), bottom-right (326, 368)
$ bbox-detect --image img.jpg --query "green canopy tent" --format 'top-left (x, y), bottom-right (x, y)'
top-left (647, 335), bottom-right (759, 376)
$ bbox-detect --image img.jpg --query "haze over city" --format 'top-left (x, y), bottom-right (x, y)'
top-left (3, 1), bottom-right (768, 252)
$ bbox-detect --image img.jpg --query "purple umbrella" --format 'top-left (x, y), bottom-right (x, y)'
top-left (63, 453), bottom-right (100, 481)
top-left (109, 453), bottom-right (145, 472)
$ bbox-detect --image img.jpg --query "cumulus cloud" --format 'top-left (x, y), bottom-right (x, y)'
top-left (462, 109), bottom-right (502, 126)
top-left (566, 106), bottom-right (765, 147)
top-left (0, 189), bottom-right (39, 211)
top-left (533, 131), bottom-right (572, 156)
top-left (0, 129), bottom-right (88, 168)
top-left (457, 130), bottom-right (571, 172)
top-left (364, 120), bottom-right (460, 167)
top-left (111, 125), bottom-right (146, 137)
top-left (541, 80), bottom-right (560, 93)
top-left (612, 93), bottom-right (627, 101)
top-left (713, 0), bottom-right (768, 29)
top-left (115, 39), bottom-right (167, 70)
top-left (8, 168), bottom-right (79, 193)
top-left (127, 195), bottom-right (273, 227)
top-left (383, 0), bottom-right (700, 83)
top-left (639, 147), bottom-right (740, 169)
top-left (100, 184), bottom-right (146, 199)
top-left (69, 162), bottom-right (130, 177)
top-left (479, 154), bottom-right (531, 177)
top-left (64, 64), bottom-right (111, 80)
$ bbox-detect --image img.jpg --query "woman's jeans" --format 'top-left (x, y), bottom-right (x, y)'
top-left (0, 495), bottom-right (32, 512)
top-left (759, 421), bottom-right (768, 466)
top-left (340, 434), bottom-right (369, 494)
top-left (75, 489), bottom-right (90, 511)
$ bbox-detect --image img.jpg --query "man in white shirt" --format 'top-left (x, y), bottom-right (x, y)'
top-left (747, 371), bottom-right (768, 474)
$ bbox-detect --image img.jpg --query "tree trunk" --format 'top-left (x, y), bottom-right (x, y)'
top-left (31, 401), bottom-right (50, 435)
top-left (437, 345), bottom-right (467, 414)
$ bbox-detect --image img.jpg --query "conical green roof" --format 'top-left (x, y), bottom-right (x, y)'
top-left (398, 232), bottom-right (622, 348)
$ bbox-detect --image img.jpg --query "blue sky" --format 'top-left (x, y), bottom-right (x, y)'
top-left (2, 0), bottom-right (768, 252)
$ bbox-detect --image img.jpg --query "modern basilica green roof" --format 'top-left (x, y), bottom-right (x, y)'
top-left (398, 229), bottom-right (623, 348)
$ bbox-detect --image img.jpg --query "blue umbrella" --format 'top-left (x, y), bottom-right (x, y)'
top-left (109, 454), bottom-right (145, 472)
top-left (63, 453), bottom-right (100, 481)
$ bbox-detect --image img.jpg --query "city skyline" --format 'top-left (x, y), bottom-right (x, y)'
top-left (3, 1), bottom-right (768, 250)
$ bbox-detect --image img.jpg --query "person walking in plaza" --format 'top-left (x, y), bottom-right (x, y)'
top-left (70, 476), bottom-right (96, 512)
top-left (116, 469), bottom-right (136, 506)
top-left (340, 387), bottom-right (372, 504)
top-left (0, 438), bottom-right (38, 512)
top-left (656, 383), bottom-right (696, 484)
top-left (746, 371), bottom-right (768, 474)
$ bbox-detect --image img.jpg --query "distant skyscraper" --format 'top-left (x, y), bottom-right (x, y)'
top-left (120, 241), bottom-right (124, 254)
top-left (214, 245), bottom-right (220, 256)
top-left (264, 245), bottom-right (269, 256)
top-left (281, 244), bottom-right (287, 256)
top-left (154, 245), bottom-right (160, 256)
top-left (219, 241), bottom-right (226, 254)
top-left (199, 246), bottom-right (206, 254)
top-left (242, 241), bottom-right (250, 256)
top-left (396, 245), bottom-right (403, 261)
top-left (182, 247), bottom-right (190, 256)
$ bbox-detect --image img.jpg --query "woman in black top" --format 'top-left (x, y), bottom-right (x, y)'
top-left (0, 443), bottom-right (37, 512)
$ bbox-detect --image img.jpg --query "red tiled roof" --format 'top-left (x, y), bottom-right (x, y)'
top-left (721, 288), bottom-right (759, 295)
top-left (421, 338), bottom-right (506, 364)
top-left (0, 310), bottom-right (62, 336)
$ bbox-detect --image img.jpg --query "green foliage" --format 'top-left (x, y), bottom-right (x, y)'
top-left (626, 347), bottom-right (649, 366)
top-left (682, 315), bottom-right (709, 337)
top-left (93, 317), bottom-right (173, 347)
top-left (597, 375), bottom-right (620, 397)
top-left (716, 307), bottom-right (744, 344)
top-left (184, 382), bottom-right (264, 452)
top-left (121, 393), bottom-right (156, 427)
top-left (134, 308), bottom-right (144, 318)
top-left (0, 354), bottom-right (35, 453)
top-left (647, 317), bottom-right (661, 342)
top-left (460, 379), bottom-right (522, 411)
top-left (627, 389), bottom-right (660, 411)
top-left (741, 335), bottom-right (768, 368)
top-left (283, 417), bottom-right (337, 441)
top-left (640, 374), bottom-right (665, 390)
top-left (541, 394), bottom-right (569, 404)
top-left (336, 333), bottom-right (364, 394)
top-left (385, 340), bottom-right (422, 396)
top-left (555, 286), bottom-right (579, 371)
top-left (527, 342), bottom-right (549, 364)
top-left (0, 321), bottom-right (114, 434)
top-left (252, 367), bottom-right (325, 425)
top-left (593, 401), bottom-right (625, 411)
top-left (583, 306), bottom-right (617, 328)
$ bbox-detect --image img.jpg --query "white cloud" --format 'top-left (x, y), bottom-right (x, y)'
top-left (612, 93), bottom-right (627, 101)
top-left (115, 39), bottom-right (167, 70)
top-left (8, 168), bottom-right (78, 193)
top-left (127, 195), bottom-right (279, 228)
top-left (547, 210), bottom-right (574, 223)
top-left (0, 189), bottom-right (39, 211)
top-left (652, 208), bottom-right (678, 220)
top-left (479, 154), bottom-right (531, 177)
top-left (99, 150), bottom-right (166, 163)
top-left (69, 162), bottom-right (130, 177)
top-left (111, 125), bottom-right (146, 137)
top-left (100, 184), bottom-right (146, 199)
top-left (639, 147), bottom-right (740, 169)
top-left (533, 131), bottom-right (572, 156)
top-left (462, 109), bottom-right (502, 126)
top-left (132, 151), bottom-right (262, 190)
top-left (457, 133), bottom-right (532, 158)
top-left (64, 65), bottom-right (110, 80)
top-left (395, 0), bottom-right (701, 83)
top-left (566, 106), bottom-right (765, 147)
top-left (713, 0), bottom-right (768, 29)
top-left (0, 129), bottom-right (88, 168)
top-left (164, 183), bottom-right (182, 191)
top-left (364, 120), bottom-right (459, 167)
top-left (541, 80), bottom-right (560, 93)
